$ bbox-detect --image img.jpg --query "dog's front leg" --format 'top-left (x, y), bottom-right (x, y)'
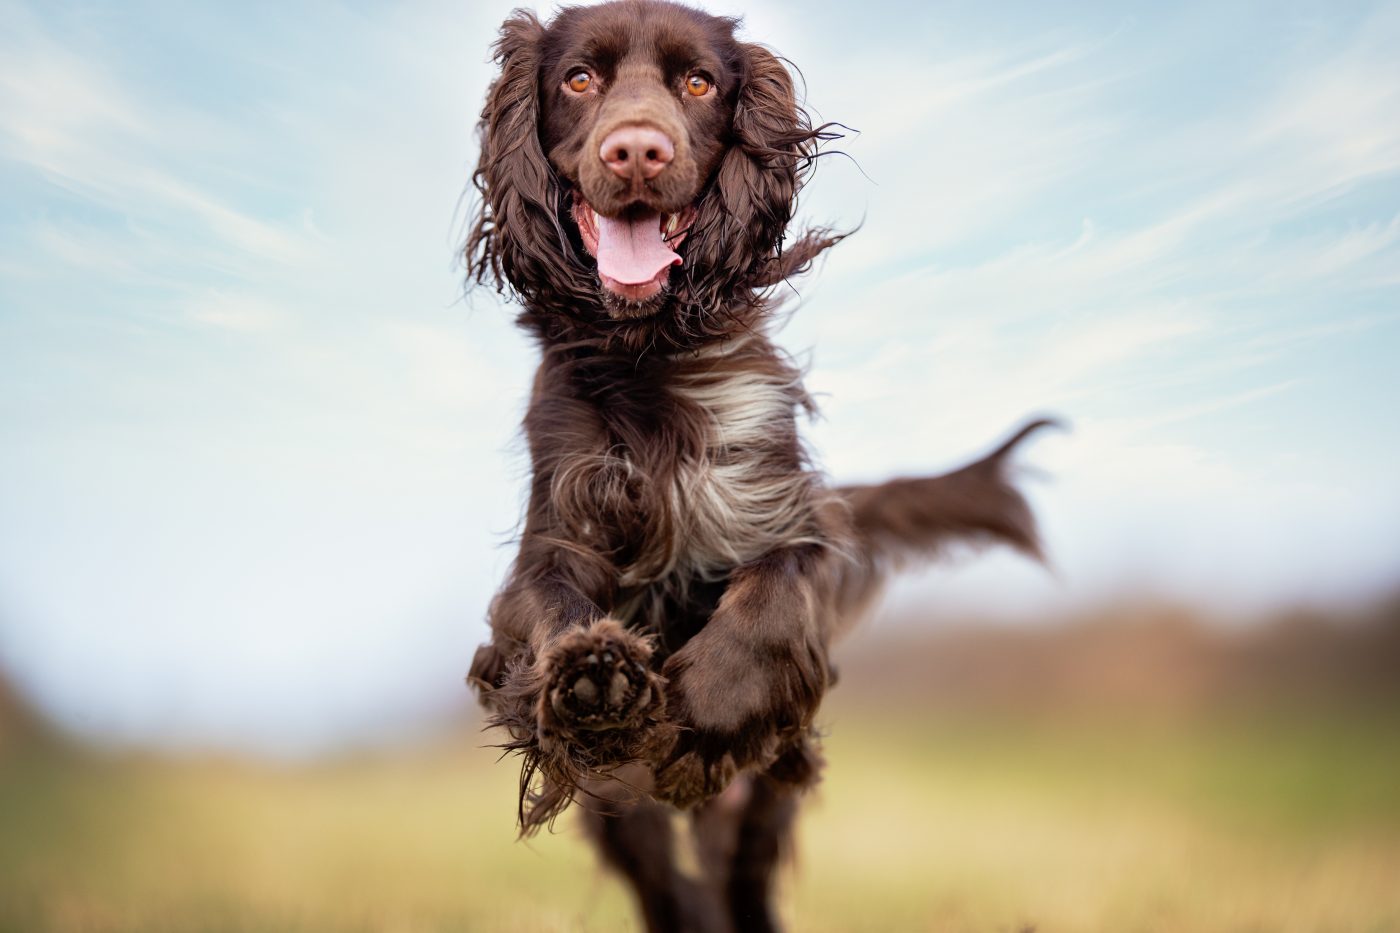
top-left (653, 546), bottom-right (830, 808)
top-left (470, 569), bottom-right (667, 825)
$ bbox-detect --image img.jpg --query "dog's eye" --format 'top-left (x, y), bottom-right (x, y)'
top-left (567, 71), bottom-right (592, 93)
top-left (685, 74), bottom-right (711, 97)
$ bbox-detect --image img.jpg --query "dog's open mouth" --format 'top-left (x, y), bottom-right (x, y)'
top-left (572, 193), bottom-right (697, 306)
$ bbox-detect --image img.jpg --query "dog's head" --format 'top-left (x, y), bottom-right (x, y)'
top-left (466, 0), bottom-right (840, 345)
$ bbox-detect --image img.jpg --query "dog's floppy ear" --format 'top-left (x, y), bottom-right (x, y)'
top-left (729, 42), bottom-right (803, 226)
top-left (465, 13), bottom-right (585, 307)
top-left (682, 43), bottom-right (840, 312)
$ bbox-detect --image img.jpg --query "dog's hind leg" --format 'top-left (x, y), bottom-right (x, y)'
top-left (692, 773), bottom-right (799, 933)
top-left (579, 768), bottom-right (728, 933)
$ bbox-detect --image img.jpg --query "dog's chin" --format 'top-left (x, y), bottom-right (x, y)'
top-left (597, 274), bottom-right (672, 319)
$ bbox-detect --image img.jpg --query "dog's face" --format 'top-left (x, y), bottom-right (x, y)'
top-left (537, 3), bottom-right (740, 311)
top-left (466, 0), bottom-right (835, 339)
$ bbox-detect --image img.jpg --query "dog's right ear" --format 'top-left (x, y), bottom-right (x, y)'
top-left (465, 13), bottom-right (582, 307)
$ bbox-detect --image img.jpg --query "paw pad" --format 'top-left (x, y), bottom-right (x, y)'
top-left (544, 626), bottom-right (657, 732)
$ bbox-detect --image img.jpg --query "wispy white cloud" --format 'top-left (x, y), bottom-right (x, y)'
top-left (183, 290), bottom-right (287, 333)
top-left (0, 13), bottom-right (312, 268)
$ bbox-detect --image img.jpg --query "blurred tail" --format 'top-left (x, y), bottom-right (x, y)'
top-left (830, 418), bottom-right (1062, 625)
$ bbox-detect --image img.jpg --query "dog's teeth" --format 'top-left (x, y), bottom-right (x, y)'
top-left (665, 214), bottom-right (678, 235)
top-left (592, 210), bottom-right (602, 229)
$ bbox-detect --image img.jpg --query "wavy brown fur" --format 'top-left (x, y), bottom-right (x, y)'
top-left (464, 2), bottom-right (1054, 928)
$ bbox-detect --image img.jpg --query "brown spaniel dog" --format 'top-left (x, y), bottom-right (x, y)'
top-left (465, 2), bottom-right (1053, 929)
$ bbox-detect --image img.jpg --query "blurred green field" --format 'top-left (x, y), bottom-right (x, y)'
top-left (3, 607), bottom-right (1399, 932)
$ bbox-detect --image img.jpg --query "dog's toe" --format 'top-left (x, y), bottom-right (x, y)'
top-left (653, 746), bottom-right (738, 809)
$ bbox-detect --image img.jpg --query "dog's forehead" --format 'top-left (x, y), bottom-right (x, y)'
top-left (541, 1), bottom-right (740, 74)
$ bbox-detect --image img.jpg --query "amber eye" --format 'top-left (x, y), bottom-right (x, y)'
top-left (567, 71), bottom-right (592, 93)
top-left (685, 74), bottom-right (710, 97)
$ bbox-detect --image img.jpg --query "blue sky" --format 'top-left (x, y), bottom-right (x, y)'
top-left (1, 0), bottom-right (1398, 753)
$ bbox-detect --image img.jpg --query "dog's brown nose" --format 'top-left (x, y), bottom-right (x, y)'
top-left (599, 126), bottom-right (674, 181)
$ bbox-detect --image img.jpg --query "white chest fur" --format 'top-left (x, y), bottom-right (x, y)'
top-left (653, 339), bottom-right (819, 582)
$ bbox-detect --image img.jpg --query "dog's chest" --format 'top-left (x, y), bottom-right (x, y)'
top-left (613, 345), bottom-right (815, 587)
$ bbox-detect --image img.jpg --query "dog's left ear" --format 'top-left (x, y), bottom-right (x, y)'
top-left (730, 43), bottom-right (804, 204)
top-left (718, 45), bottom-right (803, 274)
top-left (684, 44), bottom-right (838, 308)
top-left (466, 13), bottom-right (585, 307)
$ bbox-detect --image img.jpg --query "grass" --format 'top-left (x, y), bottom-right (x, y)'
top-left (3, 702), bottom-right (1399, 932)
top-left (795, 710), bottom-right (1400, 932)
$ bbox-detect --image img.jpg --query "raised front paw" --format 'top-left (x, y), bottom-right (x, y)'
top-left (535, 618), bottom-right (665, 762)
top-left (650, 635), bottom-right (828, 808)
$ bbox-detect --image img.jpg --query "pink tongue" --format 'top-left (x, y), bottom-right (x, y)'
top-left (595, 212), bottom-right (680, 285)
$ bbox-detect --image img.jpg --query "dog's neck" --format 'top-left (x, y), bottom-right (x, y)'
top-left (517, 290), bottom-right (775, 358)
